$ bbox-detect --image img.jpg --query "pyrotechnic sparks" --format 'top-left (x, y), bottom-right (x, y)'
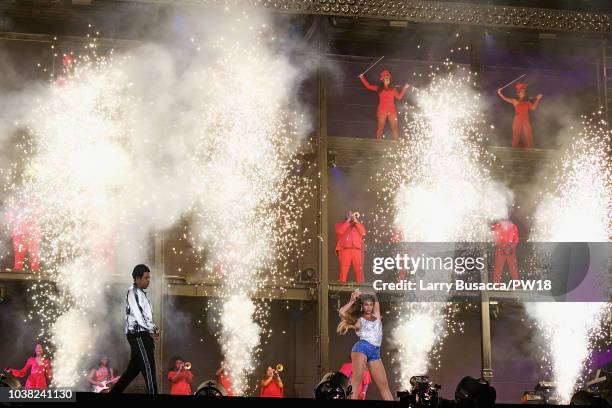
top-left (374, 65), bottom-right (511, 389)
top-left (525, 302), bottom-right (609, 403)
top-left (390, 303), bottom-right (447, 388)
top-left (1, 51), bottom-right (143, 386)
top-left (528, 113), bottom-right (611, 403)
top-left (386, 72), bottom-right (510, 242)
top-left (531, 114), bottom-right (611, 243)
top-left (1, 9), bottom-right (312, 391)
top-left (179, 15), bottom-right (311, 394)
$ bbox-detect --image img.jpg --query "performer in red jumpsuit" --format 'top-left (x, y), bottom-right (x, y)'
top-left (339, 359), bottom-right (372, 400)
top-left (390, 227), bottom-right (407, 280)
top-left (216, 363), bottom-right (235, 396)
top-left (335, 211), bottom-right (367, 283)
top-left (491, 220), bottom-right (520, 283)
top-left (8, 344), bottom-right (52, 389)
top-left (54, 54), bottom-right (73, 86)
top-left (260, 366), bottom-right (284, 398)
top-left (168, 357), bottom-right (194, 395)
top-left (497, 83), bottom-right (543, 148)
top-left (5, 206), bottom-right (41, 271)
top-left (359, 70), bottom-right (410, 140)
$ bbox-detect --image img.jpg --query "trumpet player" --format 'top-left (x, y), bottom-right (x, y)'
top-left (335, 210), bottom-right (367, 283)
top-left (260, 365), bottom-right (284, 398)
top-left (168, 356), bottom-right (193, 395)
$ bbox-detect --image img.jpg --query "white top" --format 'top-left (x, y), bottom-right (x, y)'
top-left (125, 285), bottom-right (157, 334)
top-left (356, 317), bottom-right (382, 347)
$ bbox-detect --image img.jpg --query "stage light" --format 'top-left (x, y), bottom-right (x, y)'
top-left (314, 371), bottom-right (352, 400)
top-left (328, 149), bottom-right (337, 168)
top-left (534, 381), bottom-right (560, 404)
top-left (297, 267), bottom-right (315, 282)
top-left (572, 370), bottom-right (612, 407)
top-left (0, 369), bottom-right (20, 389)
top-left (454, 376), bottom-right (496, 408)
top-left (397, 375), bottom-right (441, 408)
top-left (521, 380), bottom-right (561, 405)
top-left (570, 390), bottom-right (610, 407)
top-left (194, 380), bottom-right (228, 397)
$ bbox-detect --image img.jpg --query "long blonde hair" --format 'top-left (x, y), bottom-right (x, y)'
top-left (337, 300), bottom-right (363, 335)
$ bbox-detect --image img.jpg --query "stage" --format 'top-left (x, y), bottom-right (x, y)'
top-left (1, 392), bottom-right (595, 408)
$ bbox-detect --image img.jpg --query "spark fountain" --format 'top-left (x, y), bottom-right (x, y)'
top-left (375, 65), bottom-right (512, 389)
top-left (528, 113), bottom-right (611, 403)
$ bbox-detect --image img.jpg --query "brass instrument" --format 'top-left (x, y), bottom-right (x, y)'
top-left (352, 212), bottom-right (360, 219)
top-left (184, 362), bottom-right (192, 370)
top-left (275, 363), bottom-right (284, 373)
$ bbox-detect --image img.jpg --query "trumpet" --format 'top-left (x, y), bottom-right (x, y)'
top-left (183, 362), bottom-right (192, 370)
top-left (351, 212), bottom-right (361, 221)
top-left (275, 363), bottom-right (284, 373)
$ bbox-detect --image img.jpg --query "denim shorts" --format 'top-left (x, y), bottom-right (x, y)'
top-left (351, 339), bottom-right (381, 362)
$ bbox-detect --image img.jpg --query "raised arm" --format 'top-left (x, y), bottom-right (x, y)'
top-left (275, 375), bottom-right (284, 390)
top-left (497, 88), bottom-right (516, 105)
top-left (395, 84), bottom-right (410, 100)
top-left (339, 293), bottom-right (357, 321)
top-left (359, 74), bottom-right (379, 92)
top-left (168, 367), bottom-right (182, 383)
top-left (335, 220), bottom-right (351, 236)
top-left (529, 94), bottom-right (543, 110)
top-left (355, 221), bottom-right (366, 237)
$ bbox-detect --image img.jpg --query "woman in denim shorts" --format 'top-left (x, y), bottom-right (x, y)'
top-left (337, 289), bottom-right (393, 400)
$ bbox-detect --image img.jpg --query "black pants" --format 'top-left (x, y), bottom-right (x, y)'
top-left (111, 332), bottom-right (158, 394)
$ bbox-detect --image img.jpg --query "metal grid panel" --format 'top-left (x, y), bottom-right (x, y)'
top-left (111, 0), bottom-right (612, 33)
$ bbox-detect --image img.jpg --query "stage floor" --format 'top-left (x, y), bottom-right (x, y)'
top-left (4, 392), bottom-right (587, 407)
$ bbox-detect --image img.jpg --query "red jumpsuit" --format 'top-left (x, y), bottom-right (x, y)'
top-left (335, 220), bottom-right (366, 283)
top-left (5, 209), bottom-right (41, 271)
top-left (391, 228), bottom-right (408, 280)
top-left (217, 372), bottom-right (235, 396)
top-left (492, 220), bottom-right (520, 283)
top-left (260, 379), bottom-right (283, 398)
top-left (339, 362), bottom-right (371, 400)
top-left (509, 82), bottom-right (541, 148)
top-left (512, 100), bottom-right (540, 148)
top-left (168, 369), bottom-right (193, 395)
top-left (10, 357), bottom-right (52, 389)
top-left (359, 76), bottom-right (408, 140)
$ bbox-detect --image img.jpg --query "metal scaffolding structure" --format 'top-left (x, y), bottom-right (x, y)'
top-left (108, 0), bottom-right (612, 33)
top-left (0, 1), bottom-right (608, 392)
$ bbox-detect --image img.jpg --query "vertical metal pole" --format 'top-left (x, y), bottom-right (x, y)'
top-left (470, 28), bottom-right (493, 381)
top-left (316, 16), bottom-right (330, 379)
top-left (480, 292), bottom-right (494, 381)
top-left (153, 232), bottom-right (164, 391)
